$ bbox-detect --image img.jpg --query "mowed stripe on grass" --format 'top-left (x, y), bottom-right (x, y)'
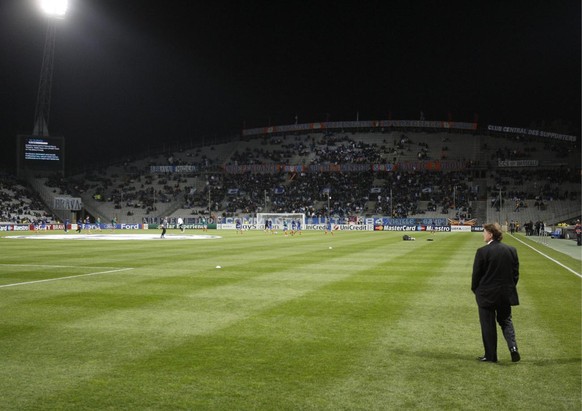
top-left (0, 230), bottom-right (579, 410)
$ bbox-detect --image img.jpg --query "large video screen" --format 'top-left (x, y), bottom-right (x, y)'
top-left (17, 135), bottom-right (65, 173)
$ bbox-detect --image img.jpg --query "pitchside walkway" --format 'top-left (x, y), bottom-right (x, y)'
top-left (513, 233), bottom-right (582, 261)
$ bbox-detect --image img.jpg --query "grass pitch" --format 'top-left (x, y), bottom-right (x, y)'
top-left (0, 230), bottom-right (580, 410)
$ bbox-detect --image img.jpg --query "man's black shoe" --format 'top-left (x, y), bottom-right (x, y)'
top-left (477, 356), bottom-right (497, 363)
top-left (510, 347), bottom-right (521, 362)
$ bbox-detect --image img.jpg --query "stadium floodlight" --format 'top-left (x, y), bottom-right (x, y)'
top-left (39, 0), bottom-right (68, 17)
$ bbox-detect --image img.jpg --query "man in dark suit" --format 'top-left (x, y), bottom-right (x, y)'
top-left (472, 223), bottom-right (521, 363)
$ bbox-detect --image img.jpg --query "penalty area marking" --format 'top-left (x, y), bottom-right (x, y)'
top-left (511, 235), bottom-right (581, 279)
top-left (0, 266), bottom-right (134, 289)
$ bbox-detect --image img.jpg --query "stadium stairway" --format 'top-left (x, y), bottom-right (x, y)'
top-left (486, 200), bottom-right (580, 226)
top-left (472, 200), bottom-right (488, 224)
top-left (27, 176), bottom-right (71, 223)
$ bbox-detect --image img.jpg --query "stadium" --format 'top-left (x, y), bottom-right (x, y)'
top-left (0, 1), bottom-right (580, 410)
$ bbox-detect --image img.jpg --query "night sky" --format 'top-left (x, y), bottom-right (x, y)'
top-left (1, 0), bottom-right (580, 171)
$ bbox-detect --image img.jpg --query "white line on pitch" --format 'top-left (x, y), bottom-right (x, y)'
top-left (511, 235), bottom-right (581, 278)
top-left (0, 264), bottom-right (122, 269)
top-left (0, 267), bottom-right (135, 289)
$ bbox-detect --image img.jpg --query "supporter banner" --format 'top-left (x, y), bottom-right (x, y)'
top-left (283, 165), bottom-right (306, 173)
top-left (53, 197), bottom-right (82, 210)
top-left (448, 218), bottom-right (477, 226)
top-left (223, 160), bottom-right (465, 174)
top-left (372, 164), bottom-right (396, 171)
top-left (308, 164), bottom-right (341, 173)
top-left (397, 160), bottom-right (468, 171)
top-left (150, 165), bottom-right (199, 173)
top-left (223, 164), bottom-right (280, 174)
top-left (487, 125), bottom-right (576, 142)
top-left (341, 164), bottom-right (370, 172)
top-left (243, 120), bottom-right (478, 137)
top-left (307, 163), bottom-right (371, 173)
top-left (380, 120), bottom-right (477, 130)
top-left (498, 159), bottom-right (539, 167)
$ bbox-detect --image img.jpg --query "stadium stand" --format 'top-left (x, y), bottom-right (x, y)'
top-left (7, 123), bottom-right (580, 230)
top-left (0, 172), bottom-right (56, 224)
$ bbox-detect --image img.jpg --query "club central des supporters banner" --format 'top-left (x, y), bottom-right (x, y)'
top-left (242, 120), bottom-right (478, 137)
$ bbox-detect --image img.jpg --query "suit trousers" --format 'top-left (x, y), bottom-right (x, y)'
top-left (478, 304), bottom-right (517, 361)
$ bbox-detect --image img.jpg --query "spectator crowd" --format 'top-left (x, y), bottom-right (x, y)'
top-left (2, 129), bottom-right (579, 224)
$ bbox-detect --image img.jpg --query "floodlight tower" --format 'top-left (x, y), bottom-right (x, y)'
top-left (32, 0), bottom-right (68, 137)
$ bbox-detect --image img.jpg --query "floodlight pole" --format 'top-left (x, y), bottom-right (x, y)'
top-left (33, 1), bottom-right (68, 136)
top-left (33, 20), bottom-right (58, 137)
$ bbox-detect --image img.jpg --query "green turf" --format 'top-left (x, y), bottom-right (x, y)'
top-left (0, 230), bottom-right (579, 410)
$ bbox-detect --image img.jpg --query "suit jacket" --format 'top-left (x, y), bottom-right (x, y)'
top-left (472, 240), bottom-right (519, 308)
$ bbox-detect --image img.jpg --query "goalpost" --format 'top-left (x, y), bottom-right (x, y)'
top-left (256, 213), bottom-right (306, 229)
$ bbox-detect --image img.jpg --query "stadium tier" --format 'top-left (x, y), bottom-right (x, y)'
top-left (3, 125), bottom-right (580, 230)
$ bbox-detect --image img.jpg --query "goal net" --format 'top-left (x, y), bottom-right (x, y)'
top-left (256, 213), bottom-right (305, 229)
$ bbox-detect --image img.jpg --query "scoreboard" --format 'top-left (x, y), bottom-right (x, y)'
top-left (17, 135), bottom-right (65, 175)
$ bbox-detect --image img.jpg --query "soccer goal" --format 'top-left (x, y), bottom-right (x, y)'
top-left (256, 213), bottom-right (305, 229)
